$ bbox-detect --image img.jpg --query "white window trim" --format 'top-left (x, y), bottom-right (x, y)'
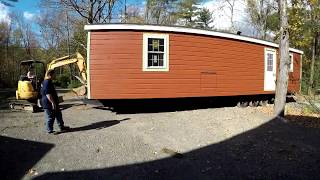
top-left (143, 33), bottom-right (169, 72)
top-left (289, 53), bottom-right (293, 72)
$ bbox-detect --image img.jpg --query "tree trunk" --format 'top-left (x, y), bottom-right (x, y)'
top-left (308, 36), bottom-right (317, 95)
top-left (274, 0), bottom-right (290, 117)
top-left (88, 0), bottom-right (94, 24)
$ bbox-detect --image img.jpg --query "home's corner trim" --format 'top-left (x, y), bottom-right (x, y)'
top-left (86, 31), bottom-right (91, 99)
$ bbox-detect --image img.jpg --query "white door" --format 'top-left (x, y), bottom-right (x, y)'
top-left (264, 49), bottom-right (276, 91)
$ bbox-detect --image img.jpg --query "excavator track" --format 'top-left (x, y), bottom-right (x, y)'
top-left (9, 100), bottom-right (41, 113)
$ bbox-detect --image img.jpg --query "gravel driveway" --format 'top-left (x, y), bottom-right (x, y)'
top-left (1, 94), bottom-right (320, 180)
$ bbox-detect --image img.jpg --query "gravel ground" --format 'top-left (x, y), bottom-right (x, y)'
top-left (0, 93), bottom-right (320, 180)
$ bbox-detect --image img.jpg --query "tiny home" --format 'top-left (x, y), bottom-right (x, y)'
top-left (84, 24), bottom-right (303, 100)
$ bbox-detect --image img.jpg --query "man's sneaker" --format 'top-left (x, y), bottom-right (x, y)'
top-left (47, 130), bottom-right (55, 134)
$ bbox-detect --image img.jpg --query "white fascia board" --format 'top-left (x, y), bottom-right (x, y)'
top-left (86, 31), bottom-right (91, 99)
top-left (84, 24), bottom-right (304, 54)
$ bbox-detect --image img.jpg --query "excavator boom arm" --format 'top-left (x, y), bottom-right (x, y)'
top-left (46, 52), bottom-right (87, 84)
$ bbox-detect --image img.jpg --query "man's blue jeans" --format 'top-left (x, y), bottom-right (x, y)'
top-left (44, 108), bottom-right (64, 132)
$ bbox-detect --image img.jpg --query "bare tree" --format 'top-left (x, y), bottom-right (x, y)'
top-left (246, 0), bottom-right (276, 39)
top-left (0, 21), bottom-right (9, 43)
top-left (145, 0), bottom-right (178, 25)
top-left (37, 10), bottom-right (69, 52)
top-left (307, 1), bottom-right (320, 95)
top-left (11, 13), bottom-right (38, 58)
top-left (274, 0), bottom-right (289, 116)
top-left (0, 12), bottom-right (39, 87)
top-left (41, 0), bottom-right (119, 24)
top-left (223, 0), bottom-right (237, 32)
top-left (0, 21), bottom-right (10, 83)
top-left (308, 34), bottom-right (319, 95)
top-left (123, 5), bottom-right (144, 23)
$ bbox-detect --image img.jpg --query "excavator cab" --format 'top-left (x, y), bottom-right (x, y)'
top-left (16, 60), bottom-right (45, 101)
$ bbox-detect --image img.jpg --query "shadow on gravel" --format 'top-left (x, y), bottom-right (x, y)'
top-left (56, 89), bottom-right (72, 93)
top-left (0, 89), bottom-right (15, 110)
top-left (0, 136), bottom-right (54, 180)
top-left (59, 103), bottom-right (86, 111)
top-left (285, 115), bottom-right (320, 128)
top-left (99, 95), bottom-right (276, 114)
top-left (55, 118), bottom-right (131, 134)
top-left (33, 117), bottom-right (320, 179)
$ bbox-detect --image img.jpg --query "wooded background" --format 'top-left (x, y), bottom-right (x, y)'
top-left (0, 0), bottom-right (319, 95)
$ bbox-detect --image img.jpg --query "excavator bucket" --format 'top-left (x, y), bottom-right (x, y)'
top-left (72, 85), bottom-right (86, 96)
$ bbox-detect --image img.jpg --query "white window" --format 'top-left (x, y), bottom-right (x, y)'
top-left (267, 53), bottom-right (274, 71)
top-left (143, 33), bottom-right (169, 71)
top-left (289, 53), bottom-right (293, 72)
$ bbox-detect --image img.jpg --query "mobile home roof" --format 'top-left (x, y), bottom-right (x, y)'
top-left (84, 24), bottom-right (303, 54)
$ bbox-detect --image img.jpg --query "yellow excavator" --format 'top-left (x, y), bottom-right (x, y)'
top-left (11, 52), bottom-right (87, 112)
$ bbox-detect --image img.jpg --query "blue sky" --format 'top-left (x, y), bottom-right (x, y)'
top-left (11, 0), bottom-right (39, 13)
top-left (0, 0), bottom-right (146, 30)
top-left (0, 0), bottom-right (40, 22)
top-left (8, 0), bottom-right (144, 15)
top-left (8, 0), bottom-right (144, 17)
top-left (3, 0), bottom-right (213, 22)
top-left (0, 0), bottom-right (254, 36)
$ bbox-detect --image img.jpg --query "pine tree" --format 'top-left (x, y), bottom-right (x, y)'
top-left (196, 7), bottom-right (213, 29)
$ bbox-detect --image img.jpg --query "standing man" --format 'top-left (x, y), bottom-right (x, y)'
top-left (41, 70), bottom-right (69, 134)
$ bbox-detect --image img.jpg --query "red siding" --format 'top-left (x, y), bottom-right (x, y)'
top-left (288, 53), bottom-right (301, 93)
top-left (89, 31), bottom-right (301, 99)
